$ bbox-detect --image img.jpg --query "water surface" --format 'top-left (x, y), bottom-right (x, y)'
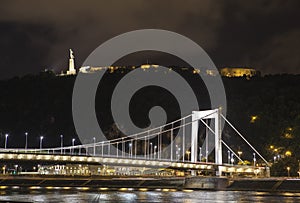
top-left (1, 190), bottom-right (300, 202)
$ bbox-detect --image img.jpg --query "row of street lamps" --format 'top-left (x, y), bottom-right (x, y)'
top-left (3, 133), bottom-right (164, 158)
top-left (227, 150), bottom-right (257, 166)
top-left (4, 132), bottom-right (258, 166)
top-left (2, 133), bottom-right (77, 151)
top-left (2, 133), bottom-right (257, 166)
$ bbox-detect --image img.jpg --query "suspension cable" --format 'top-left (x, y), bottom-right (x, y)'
top-left (221, 114), bottom-right (269, 166)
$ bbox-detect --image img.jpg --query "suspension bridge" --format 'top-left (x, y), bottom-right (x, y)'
top-left (0, 109), bottom-right (269, 177)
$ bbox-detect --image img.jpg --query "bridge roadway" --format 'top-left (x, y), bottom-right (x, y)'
top-left (0, 152), bottom-right (264, 175)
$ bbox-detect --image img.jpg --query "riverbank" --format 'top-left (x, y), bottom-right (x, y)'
top-left (1, 175), bottom-right (300, 192)
top-left (228, 178), bottom-right (300, 192)
top-left (0, 175), bottom-right (185, 190)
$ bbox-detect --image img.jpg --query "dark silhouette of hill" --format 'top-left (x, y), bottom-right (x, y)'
top-left (0, 70), bottom-right (300, 176)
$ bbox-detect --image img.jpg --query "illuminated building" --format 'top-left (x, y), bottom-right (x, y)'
top-left (57, 50), bottom-right (258, 78)
top-left (220, 67), bottom-right (258, 78)
top-left (38, 164), bottom-right (101, 176)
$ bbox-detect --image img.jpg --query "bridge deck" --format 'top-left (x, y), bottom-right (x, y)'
top-left (0, 152), bottom-right (265, 174)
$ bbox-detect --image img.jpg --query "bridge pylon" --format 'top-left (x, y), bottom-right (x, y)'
top-left (191, 109), bottom-right (222, 175)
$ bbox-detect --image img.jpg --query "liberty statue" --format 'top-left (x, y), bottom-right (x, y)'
top-left (69, 49), bottom-right (74, 59)
top-left (66, 49), bottom-right (76, 75)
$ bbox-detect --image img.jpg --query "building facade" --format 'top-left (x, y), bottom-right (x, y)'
top-left (220, 67), bottom-right (258, 78)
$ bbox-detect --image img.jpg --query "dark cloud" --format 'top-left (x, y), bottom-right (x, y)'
top-left (0, 23), bottom-right (52, 78)
top-left (253, 29), bottom-right (300, 73)
top-left (0, 0), bottom-right (299, 78)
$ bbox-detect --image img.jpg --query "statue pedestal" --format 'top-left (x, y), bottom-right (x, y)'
top-left (67, 58), bottom-right (76, 75)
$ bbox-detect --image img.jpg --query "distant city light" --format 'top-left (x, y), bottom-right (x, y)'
top-left (285, 150), bottom-right (292, 157)
top-left (250, 115), bottom-right (258, 123)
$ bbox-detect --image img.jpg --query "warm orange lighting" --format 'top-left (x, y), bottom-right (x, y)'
top-left (220, 67), bottom-right (257, 78)
top-left (141, 64), bottom-right (150, 69)
top-left (0, 186), bottom-right (8, 189)
top-left (250, 115), bottom-right (258, 123)
top-left (186, 150), bottom-right (191, 160)
top-left (284, 133), bottom-right (293, 139)
top-left (193, 69), bottom-right (200, 74)
top-left (287, 167), bottom-right (291, 177)
top-left (285, 151), bottom-right (292, 157)
top-left (270, 145), bottom-right (274, 149)
top-left (46, 186), bottom-right (54, 190)
top-left (183, 189), bottom-right (194, 192)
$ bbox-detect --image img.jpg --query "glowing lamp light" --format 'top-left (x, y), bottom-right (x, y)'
top-left (250, 115), bottom-right (258, 123)
top-left (285, 151), bottom-right (292, 157)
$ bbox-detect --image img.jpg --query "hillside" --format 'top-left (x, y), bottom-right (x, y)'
top-left (0, 71), bottom-right (299, 176)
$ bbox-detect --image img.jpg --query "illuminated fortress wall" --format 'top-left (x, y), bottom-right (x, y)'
top-left (220, 67), bottom-right (257, 77)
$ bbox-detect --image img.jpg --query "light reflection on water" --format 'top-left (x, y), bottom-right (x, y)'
top-left (1, 190), bottom-right (300, 202)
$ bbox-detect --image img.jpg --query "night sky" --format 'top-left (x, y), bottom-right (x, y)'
top-left (0, 0), bottom-right (299, 79)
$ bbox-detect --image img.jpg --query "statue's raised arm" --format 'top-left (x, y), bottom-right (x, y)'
top-left (69, 49), bottom-right (74, 59)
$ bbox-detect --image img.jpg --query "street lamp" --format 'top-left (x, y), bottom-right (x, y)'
top-left (40, 136), bottom-right (44, 150)
top-left (175, 145), bottom-right (178, 158)
top-left (129, 143), bottom-right (132, 157)
top-left (60, 135), bottom-right (63, 154)
top-left (175, 145), bottom-right (181, 161)
top-left (72, 138), bottom-right (75, 154)
top-left (227, 150), bottom-right (230, 164)
top-left (60, 135), bottom-right (64, 154)
top-left (150, 142), bottom-right (153, 159)
top-left (101, 141), bottom-right (104, 157)
top-left (237, 151), bottom-right (242, 158)
top-left (287, 166), bottom-right (291, 177)
top-left (231, 153), bottom-right (234, 165)
top-left (176, 145), bottom-right (179, 161)
top-left (186, 151), bottom-right (191, 161)
top-left (253, 153), bottom-right (256, 167)
top-left (154, 145), bottom-right (157, 159)
top-left (93, 137), bottom-right (96, 156)
top-left (4, 134), bottom-right (8, 149)
top-left (298, 160), bottom-right (300, 177)
top-left (14, 165), bottom-right (18, 174)
top-left (199, 147), bottom-right (202, 162)
top-left (25, 132), bottom-right (28, 150)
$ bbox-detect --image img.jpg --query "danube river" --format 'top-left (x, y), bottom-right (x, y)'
top-left (1, 190), bottom-right (300, 202)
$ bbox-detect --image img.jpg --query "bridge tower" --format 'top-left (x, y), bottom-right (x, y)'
top-left (191, 109), bottom-right (222, 175)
